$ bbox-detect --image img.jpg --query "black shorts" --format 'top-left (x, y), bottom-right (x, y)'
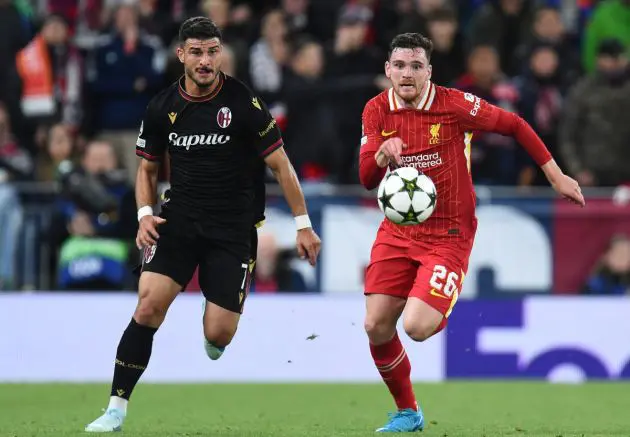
top-left (140, 218), bottom-right (258, 314)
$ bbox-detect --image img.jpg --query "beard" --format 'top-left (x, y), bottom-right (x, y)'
top-left (185, 66), bottom-right (217, 89)
top-left (396, 82), bottom-right (423, 102)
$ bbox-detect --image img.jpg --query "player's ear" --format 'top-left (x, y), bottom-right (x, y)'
top-left (176, 45), bottom-right (185, 64)
top-left (427, 64), bottom-right (432, 81)
top-left (385, 61), bottom-right (391, 79)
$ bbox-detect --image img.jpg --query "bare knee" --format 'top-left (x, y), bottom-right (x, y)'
top-left (134, 297), bottom-right (170, 327)
top-left (134, 273), bottom-right (180, 327)
top-left (133, 290), bottom-right (171, 328)
top-left (364, 315), bottom-right (397, 345)
top-left (364, 294), bottom-right (405, 345)
top-left (204, 324), bottom-right (237, 347)
top-left (403, 317), bottom-right (439, 342)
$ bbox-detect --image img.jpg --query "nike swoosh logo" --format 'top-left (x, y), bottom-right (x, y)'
top-left (381, 130), bottom-right (397, 137)
top-left (429, 289), bottom-right (449, 299)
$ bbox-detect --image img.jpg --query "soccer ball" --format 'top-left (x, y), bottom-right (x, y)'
top-left (377, 167), bottom-right (437, 225)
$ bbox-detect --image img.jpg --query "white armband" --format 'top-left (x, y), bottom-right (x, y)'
top-left (294, 214), bottom-right (312, 230)
top-left (137, 205), bottom-right (153, 222)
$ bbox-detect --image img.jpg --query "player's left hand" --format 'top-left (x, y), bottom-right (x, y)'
top-left (296, 228), bottom-right (321, 266)
top-left (552, 173), bottom-right (586, 207)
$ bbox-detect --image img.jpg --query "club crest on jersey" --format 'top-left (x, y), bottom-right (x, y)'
top-left (429, 123), bottom-right (441, 145)
top-left (217, 107), bottom-right (232, 128)
top-left (144, 244), bottom-right (157, 264)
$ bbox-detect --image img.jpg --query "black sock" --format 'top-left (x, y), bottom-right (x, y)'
top-left (110, 318), bottom-right (157, 400)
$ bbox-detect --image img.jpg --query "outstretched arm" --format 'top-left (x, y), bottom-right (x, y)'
top-left (450, 89), bottom-right (585, 207)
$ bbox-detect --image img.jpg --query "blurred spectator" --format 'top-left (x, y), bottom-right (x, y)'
top-left (326, 4), bottom-right (383, 184)
top-left (36, 123), bottom-right (75, 182)
top-left (425, 6), bottom-right (466, 86)
top-left (51, 140), bottom-right (136, 290)
top-left (249, 9), bottom-right (289, 105)
top-left (516, 6), bottom-right (581, 86)
top-left (253, 232), bottom-right (306, 293)
top-left (397, 0), bottom-right (449, 37)
top-left (0, 103), bottom-right (28, 290)
top-left (221, 43), bottom-right (238, 77)
top-left (138, 0), bottom-right (175, 46)
top-left (282, 38), bottom-right (343, 181)
top-left (16, 14), bottom-right (83, 133)
top-left (36, 0), bottom-right (104, 40)
top-left (454, 45), bottom-right (522, 185)
top-left (0, 102), bottom-right (34, 182)
top-left (513, 44), bottom-right (566, 185)
top-left (467, 0), bottom-right (534, 77)
top-left (583, 234), bottom-right (630, 295)
top-left (0, 0), bottom-right (29, 142)
top-left (201, 0), bottom-right (254, 74)
top-left (559, 39), bottom-right (630, 187)
top-left (367, 0), bottom-right (413, 51)
top-left (88, 4), bottom-right (165, 184)
top-left (582, 0), bottom-right (630, 74)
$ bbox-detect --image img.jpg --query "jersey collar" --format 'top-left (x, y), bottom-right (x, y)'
top-left (388, 81), bottom-right (436, 112)
top-left (178, 72), bottom-right (224, 102)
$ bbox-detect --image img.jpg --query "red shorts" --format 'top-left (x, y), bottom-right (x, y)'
top-left (364, 225), bottom-right (474, 318)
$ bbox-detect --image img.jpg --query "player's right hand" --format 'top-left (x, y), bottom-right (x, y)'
top-left (375, 137), bottom-right (407, 168)
top-left (136, 215), bottom-right (167, 249)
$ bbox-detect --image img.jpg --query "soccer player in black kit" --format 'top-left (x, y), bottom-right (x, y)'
top-left (85, 17), bottom-right (321, 433)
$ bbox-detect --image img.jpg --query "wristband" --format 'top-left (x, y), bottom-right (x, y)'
top-left (294, 214), bottom-right (311, 230)
top-left (137, 205), bottom-right (153, 222)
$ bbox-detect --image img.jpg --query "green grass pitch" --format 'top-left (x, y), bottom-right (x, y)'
top-left (0, 382), bottom-right (628, 436)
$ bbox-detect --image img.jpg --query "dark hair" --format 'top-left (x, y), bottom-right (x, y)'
top-left (179, 17), bottom-right (222, 44)
top-left (389, 33), bottom-right (434, 61)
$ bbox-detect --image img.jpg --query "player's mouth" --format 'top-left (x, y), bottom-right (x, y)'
top-left (197, 68), bottom-right (213, 77)
top-left (399, 84), bottom-right (415, 92)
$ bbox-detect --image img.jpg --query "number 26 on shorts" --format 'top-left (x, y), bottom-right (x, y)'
top-left (429, 265), bottom-right (460, 297)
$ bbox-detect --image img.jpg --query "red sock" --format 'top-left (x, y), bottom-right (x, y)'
top-left (370, 332), bottom-right (417, 411)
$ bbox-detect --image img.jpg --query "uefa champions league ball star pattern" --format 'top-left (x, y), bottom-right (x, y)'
top-left (377, 167), bottom-right (437, 225)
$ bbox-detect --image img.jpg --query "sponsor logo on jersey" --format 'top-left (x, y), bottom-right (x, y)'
top-left (429, 123), bottom-right (441, 144)
top-left (168, 112), bottom-right (177, 124)
top-left (168, 132), bottom-right (231, 149)
top-left (252, 97), bottom-right (262, 110)
top-left (400, 152), bottom-right (443, 170)
top-left (217, 107), bottom-right (232, 128)
top-left (381, 129), bottom-right (397, 137)
top-left (464, 93), bottom-right (475, 103)
top-left (258, 118), bottom-right (277, 137)
top-left (470, 96), bottom-right (481, 116)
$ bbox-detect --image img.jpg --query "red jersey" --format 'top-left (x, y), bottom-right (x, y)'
top-left (359, 82), bottom-right (552, 242)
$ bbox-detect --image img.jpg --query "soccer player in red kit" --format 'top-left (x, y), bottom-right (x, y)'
top-left (359, 33), bottom-right (585, 433)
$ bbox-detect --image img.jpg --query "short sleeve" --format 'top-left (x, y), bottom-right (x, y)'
top-left (246, 94), bottom-right (284, 157)
top-left (447, 88), bottom-right (500, 132)
top-left (135, 100), bottom-right (167, 161)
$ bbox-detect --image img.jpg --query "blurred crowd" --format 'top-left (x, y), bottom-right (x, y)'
top-left (0, 0), bottom-right (629, 292)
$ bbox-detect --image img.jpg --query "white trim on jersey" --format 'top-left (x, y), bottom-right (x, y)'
top-left (424, 82), bottom-right (436, 110)
top-left (388, 81), bottom-right (435, 111)
top-left (388, 87), bottom-right (397, 111)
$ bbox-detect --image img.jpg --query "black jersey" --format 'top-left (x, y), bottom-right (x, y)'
top-left (135, 73), bottom-right (282, 239)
